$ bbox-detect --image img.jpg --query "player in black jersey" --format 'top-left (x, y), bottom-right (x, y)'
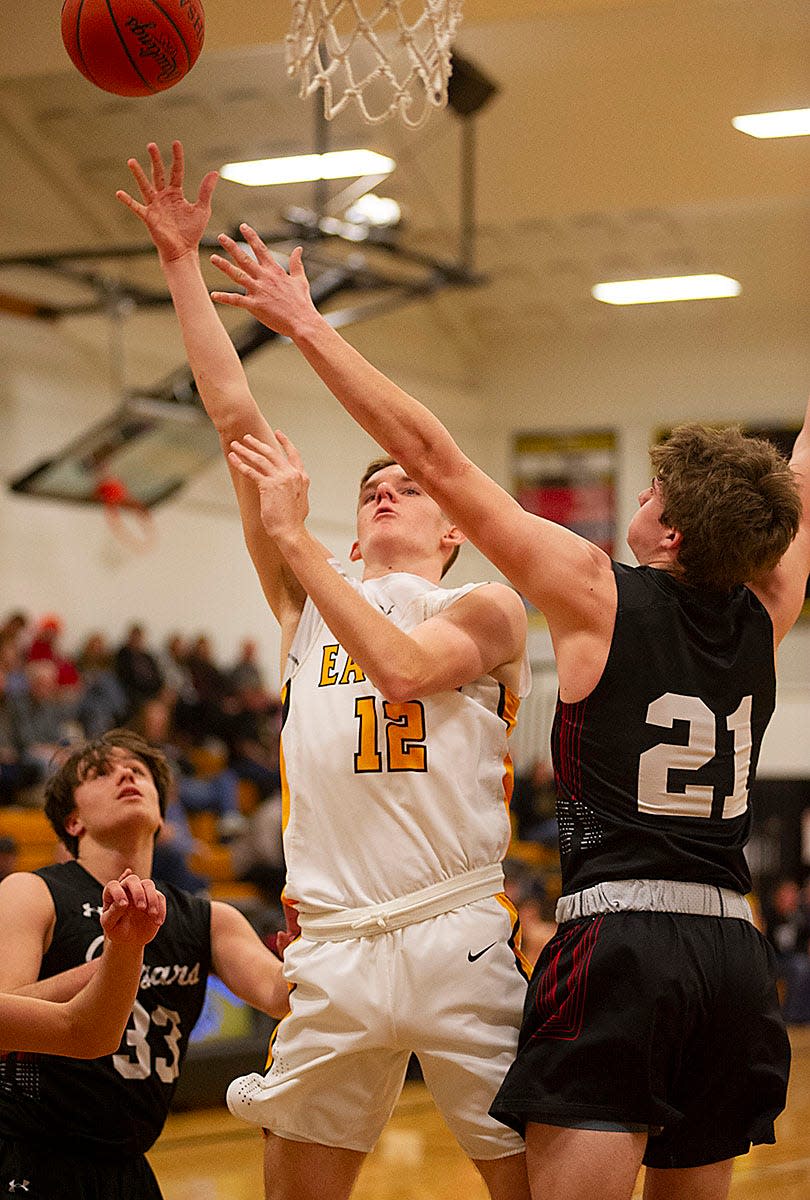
top-left (212, 237), bottom-right (810, 1200)
top-left (0, 729), bottom-right (288, 1200)
top-left (0, 869), bottom-right (164, 1058)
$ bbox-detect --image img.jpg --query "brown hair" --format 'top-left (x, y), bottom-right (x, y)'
top-left (44, 728), bottom-right (172, 858)
top-left (649, 424), bottom-right (801, 592)
top-left (359, 456), bottom-right (460, 577)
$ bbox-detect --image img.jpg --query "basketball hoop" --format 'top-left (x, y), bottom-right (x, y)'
top-left (286, 0), bottom-right (463, 129)
top-left (94, 475), bottom-right (156, 553)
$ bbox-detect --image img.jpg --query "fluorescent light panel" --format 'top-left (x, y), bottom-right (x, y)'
top-left (220, 150), bottom-right (395, 186)
top-left (345, 194), bottom-right (402, 226)
top-left (732, 108), bottom-right (810, 138)
top-left (592, 275), bottom-right (741, 305)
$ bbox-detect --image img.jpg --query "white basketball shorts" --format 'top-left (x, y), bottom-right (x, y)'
top-left (227, 893), bottom-right (529, 1159)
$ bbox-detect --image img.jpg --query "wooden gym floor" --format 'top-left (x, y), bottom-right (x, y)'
top-left (150, 1026), bottom-right (810, 1199)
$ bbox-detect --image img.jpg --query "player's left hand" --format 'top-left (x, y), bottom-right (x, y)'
top-left (228, 430), bottom-right (311, 542)
top-left (101, 869), bottom-right (166, 947)
top-left (210, 228), bottom-right (316, 339)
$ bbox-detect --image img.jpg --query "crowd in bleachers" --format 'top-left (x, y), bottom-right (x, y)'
top-left (0, 608), bottom-right (285, 920)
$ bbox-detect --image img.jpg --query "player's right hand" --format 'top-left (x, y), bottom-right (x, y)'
top-left (101, 869), bottom-right (166, 946)
top-left (116, 140), bottom-right (218, 264)
top-left (273, 898), bottom-right (302, 959)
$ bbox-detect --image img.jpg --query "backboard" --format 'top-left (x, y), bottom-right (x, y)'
top-left (8, 396), bottom-right (222, 509)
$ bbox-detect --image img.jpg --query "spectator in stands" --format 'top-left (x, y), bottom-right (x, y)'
top-left (510, 758), bottom-right (558, 847)
top-left (75, 632), bottom-right (129, 737)
top-left (763, 877), bottom-right (810, 1024)
top-left (0, 611), bottom-right (28, 646)
top-left (156, 634), bottom-right (199, 744)
top-left (134, 698), bottom-right (246, 841)
top-left (185, 633), bottom-right (230, 742)
top-left (158, 633), bottom-right (197, 704)
top-left (229, 638), bottom-right (266, 694)
top-left (221, 683), bottom-right (282, 802)
top-left (0, 610), bottom-right (30, 670)
top-left (26, 615), bottom-right (80, 691)
top-left (152, 799), bottom-right (210, 895)
top-left (0, 624), bottom-right (28, 702)
top-left (7, 660), bottom-right (80, 777)
top-left (228, 793), bottom-right (285, 906)
top-left (114, 622), bottom-right (164, 718)
top-left (0, 668), bottom-right (43, 805)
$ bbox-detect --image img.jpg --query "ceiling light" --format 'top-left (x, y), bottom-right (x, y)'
top-left (592, 275), bottom-right (741, 305)
top-left (220, 150), bottom-right (395, 186)
top-left (344, 194), bottom-right (402, 228)
top-left (732, 108), bottom-right (810, 138)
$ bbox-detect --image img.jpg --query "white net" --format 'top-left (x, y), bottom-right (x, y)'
top-left (286, 0), bottom-right (464, 129)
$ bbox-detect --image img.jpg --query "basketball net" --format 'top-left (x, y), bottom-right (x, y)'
top-left (286, 0), bottom-right (463, 129)
top-left (94, 476), bottom-right (156, 554)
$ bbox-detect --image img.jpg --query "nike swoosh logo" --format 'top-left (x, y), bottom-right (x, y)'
top-left (467, 942), bottom-right (497, 962)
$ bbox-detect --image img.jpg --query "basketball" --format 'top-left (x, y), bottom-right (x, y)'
top-left (60, 0), bottom-right (205, 97)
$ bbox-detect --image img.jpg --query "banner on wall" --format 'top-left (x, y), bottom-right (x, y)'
top-left (512, 429), bottom-right (617, 558)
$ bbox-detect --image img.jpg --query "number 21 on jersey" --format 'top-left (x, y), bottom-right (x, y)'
top-left (637, 692), bottom-right (752, 819)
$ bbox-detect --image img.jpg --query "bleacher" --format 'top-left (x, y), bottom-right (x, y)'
top-left (0, 774), bottom-right (266, 907)
top-left (182, 746), bottom-right (264, 904)
top-left (0, 807), bottom-right (59, 872)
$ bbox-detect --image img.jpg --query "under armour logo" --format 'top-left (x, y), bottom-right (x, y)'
top-left (82, 903), bottom-right (103, 919)
top-left (8, 1180), bottom-right (31, 1193)
top-left (378, 603), bottom-right (395, 616)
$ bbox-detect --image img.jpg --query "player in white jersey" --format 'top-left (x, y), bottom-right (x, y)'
top-left (277, 554), bottom-right (520, 912)
top-left (118, 141), bottom-right (532, 1200)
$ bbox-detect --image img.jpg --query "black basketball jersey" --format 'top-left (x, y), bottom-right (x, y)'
top-left (0, 860), bottom-right (211, 1155)
top-left (551, 563), bottom-right (776, 896)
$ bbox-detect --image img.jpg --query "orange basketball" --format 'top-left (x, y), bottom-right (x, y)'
top-left (61, 0), bottom-right (205, 97)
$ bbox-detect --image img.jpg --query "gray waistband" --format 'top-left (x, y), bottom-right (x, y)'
top-left (556, 879), bottom-right (753, 924)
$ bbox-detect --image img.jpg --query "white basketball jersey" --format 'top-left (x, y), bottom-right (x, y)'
top-left (279, 565), bottom-right (531, 912)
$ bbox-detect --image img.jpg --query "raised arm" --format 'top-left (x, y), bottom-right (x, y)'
top-left (115, 143), bottom-right (306, 651)
top-left (210, 227), bottom-right (616, 645)
top-left (0, 871), bottom-right (165, 1058)
top-left (227, 432), bottom-right (528, 699)
top-left (209, 900), bottom-right (289, 1019)
top-left (750, 391), bottom-right (810, 644)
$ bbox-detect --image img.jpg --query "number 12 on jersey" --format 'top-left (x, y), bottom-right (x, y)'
top-left (354, 696), bottom-right (428, 773)
top-left (637, 692), bottom-right (752, 819)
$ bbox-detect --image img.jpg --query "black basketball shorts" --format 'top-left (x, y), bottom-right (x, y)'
top-left (489, 910), bottom-right (790, 1168)
top-left (0, 1139), bottom-right (164, 1200)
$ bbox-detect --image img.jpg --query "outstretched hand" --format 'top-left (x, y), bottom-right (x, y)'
top-left (228, 430), bottom-right (311, 543)
top-left (116, 140), bottom-right (218, 264)
top-left (101, 869), bottom-right (166, 947)
top-left (210, 225), bottom-right (317, 339)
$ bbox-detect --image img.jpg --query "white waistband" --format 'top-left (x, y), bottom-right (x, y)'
top-left (556, 879), bottom-right (753, 923)
top-left (297, 863), bottom-right (505, 941)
